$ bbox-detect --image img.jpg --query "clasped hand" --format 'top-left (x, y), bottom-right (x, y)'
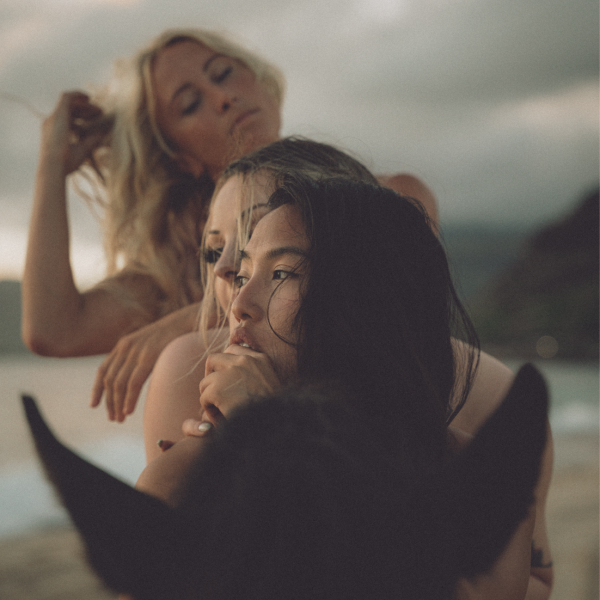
top-left (183, 345), bottom-right (281, 434)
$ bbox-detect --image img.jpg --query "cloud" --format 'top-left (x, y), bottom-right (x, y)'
top-left (0, 0), bottom-right (597, 285)
top-left (0, 224), bottom-right (105, 286)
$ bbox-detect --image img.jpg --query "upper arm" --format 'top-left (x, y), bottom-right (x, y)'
top-left (27, 270), bottom-right (166, 357)
top-left (143, 331), bottom-right (213, 462)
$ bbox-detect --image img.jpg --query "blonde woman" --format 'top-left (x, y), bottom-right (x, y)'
top-left (22, 30), bottom-right (437, 421)
top-left (23, 29), bottom-right (282, 418)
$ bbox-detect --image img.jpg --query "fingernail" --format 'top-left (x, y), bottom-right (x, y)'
top-left (198, 422), bottom-right (213, 434)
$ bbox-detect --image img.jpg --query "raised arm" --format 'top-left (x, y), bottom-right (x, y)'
top-left (22, 92), bottom-right (153, 357)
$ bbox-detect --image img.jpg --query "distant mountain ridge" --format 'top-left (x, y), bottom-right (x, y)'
top-left (470, 188), bottom-right (599, 359)
top-left (0, 229), bottom-right (528, 357)
top-left (0, 280), bottom-right (29, 355)
top-left (1, 188), bottom-right (597, 358)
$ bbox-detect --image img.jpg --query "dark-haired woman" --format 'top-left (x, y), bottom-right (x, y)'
top-left (139, 173), bottom-right (552, 599)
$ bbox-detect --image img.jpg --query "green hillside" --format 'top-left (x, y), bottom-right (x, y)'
top-left (0, 280), bottom-right (29, 355)
top-left (469, 189), bottom-right (599, 359)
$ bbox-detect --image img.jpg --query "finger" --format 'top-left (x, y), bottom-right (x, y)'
top-left (204, 350), bottom-right (248, 376)
top-left (55, 91), bottom-right (87, 114)
top-left (104, 379), bottom-right (116, 421)
top-left (123, 362), bottom-right (152, 416)
top-left (111, 357), bottom-right (139, 422)
top-left (70, 101), bottom-right (102, 118)
top-left (199, 371), bottom-right (214, 397)
top-left (63, 90), bottom-right (89, 101)
top-left (182, 419), bottom-right (215, 437)
top-left (198, 381), bottom-right (226, 423)
top-left (76, 128), bottom-right (106, 151)
top-left (101, 350), bottom-right (129, 422)
top-left (90, 358), bottom-right (109, 408)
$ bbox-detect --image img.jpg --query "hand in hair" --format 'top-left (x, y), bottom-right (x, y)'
top-left (195, 345), bottom-right (282, 425)
top-left (41, 91), bottom-right (108, 175)
top-left (91, 303), bottom-right (201, 421)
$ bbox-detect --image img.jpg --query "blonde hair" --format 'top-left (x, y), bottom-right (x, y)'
top-left (78, 28), bottom-right (285, 315)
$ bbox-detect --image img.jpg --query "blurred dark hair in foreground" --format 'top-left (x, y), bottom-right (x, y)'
top-left (23, 363), bottom-right (547, 600)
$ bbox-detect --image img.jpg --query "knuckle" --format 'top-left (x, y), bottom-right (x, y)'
top-left (113, 376), bottom-right (128, 395)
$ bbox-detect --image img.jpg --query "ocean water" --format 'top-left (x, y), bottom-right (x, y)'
top-left (0, 355), bottom-right (597, 539)
top-left (504, 359), bottom-right (599, 435)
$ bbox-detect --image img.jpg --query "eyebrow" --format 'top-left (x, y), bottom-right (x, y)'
top-left (240, 245), bottom-right (308, 263)
top-left (206, 203), bottom-right (269, 237)
top-left (240, 202), bottom-right (269, 221)
top-left (171, 53), bottom-right (226, 103)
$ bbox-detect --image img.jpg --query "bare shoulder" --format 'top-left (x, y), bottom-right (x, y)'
top-left (160, 331), bottom-right (207, 367)
top-left (376, 172), bottom-right (429, 193)
top-left (376, 173), bottom-right (439, 228)
top-left (452, 340), bottom-right (515, 435)
top-left (154, 328), bottom-right (227, 378)
top-left (144, 330), bottom-right (227, 462)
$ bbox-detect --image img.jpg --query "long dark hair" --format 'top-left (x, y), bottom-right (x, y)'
top-left (200, 137), bottom-right (379, 336)
top-left (219, 136), bottom-right (378, 186)
top-left (267, 175), bottom-right (479, 467)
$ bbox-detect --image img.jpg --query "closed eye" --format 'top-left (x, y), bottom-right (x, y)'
top-left (203, 248), bottom-right (223, 264)
top-left (213, 66), bottom-right (233, 83)
top-left (181, 97), bottom-right (200, 116)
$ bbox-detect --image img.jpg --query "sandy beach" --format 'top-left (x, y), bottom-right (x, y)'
top-left (0, 356), bottom-right (597, 599)
top-left (545, 432), bottom-right (599, 600)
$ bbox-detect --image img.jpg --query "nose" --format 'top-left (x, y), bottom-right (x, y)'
top-left (230, 276), bottom-right (264, 324)
top-left (213, 243), bottom-right (237, 283)
top-left (208, 85), bottom-right (237, 114)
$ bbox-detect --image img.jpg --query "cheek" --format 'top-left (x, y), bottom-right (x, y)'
top-left (270, 289), bottom-right (301, 336)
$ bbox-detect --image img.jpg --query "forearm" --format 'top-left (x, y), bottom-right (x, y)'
top-left (22, 153), bottom-right (83, 355)
top-left (157, 302), bottom-right (201, 340)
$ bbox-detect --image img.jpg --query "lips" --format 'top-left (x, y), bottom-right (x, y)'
top-left (232, 108), bottom-right (259, 130)
top-left (230, 327), bottom-right (261, 352)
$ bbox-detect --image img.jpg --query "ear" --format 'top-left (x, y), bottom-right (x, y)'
top-left (422, 364), bottom-right (549, 578)
top-left (22, 395), bottom-right (191, 600)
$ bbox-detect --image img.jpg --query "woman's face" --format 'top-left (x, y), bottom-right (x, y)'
top-left (228, 204), bottom-right (309, 382)
top-left (205, 174), bottom-right (270, 312)
top-left (152, 40), bottom-right (281, 179)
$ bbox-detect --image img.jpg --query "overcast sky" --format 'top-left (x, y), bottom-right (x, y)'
top-left (0, 0), bottom-right (598, 284)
